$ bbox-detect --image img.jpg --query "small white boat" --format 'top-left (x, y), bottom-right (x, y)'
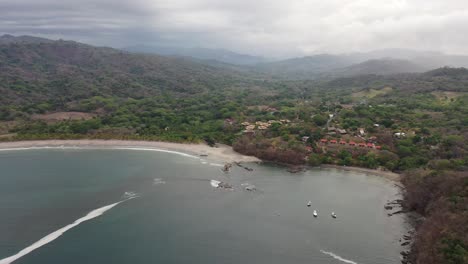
top-left (313, 210), bottom-right (318, 217)
top-left (331, 212), bottom-right (337, 218)
top-left (307, 201), bottom-right (312, 207)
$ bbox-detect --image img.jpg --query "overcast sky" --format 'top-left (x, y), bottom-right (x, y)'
top-left (1, 0), bottom-right (468, 57)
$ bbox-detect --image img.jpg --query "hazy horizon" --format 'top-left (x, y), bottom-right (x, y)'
top-left (1, 0), bottom-right (468, 58)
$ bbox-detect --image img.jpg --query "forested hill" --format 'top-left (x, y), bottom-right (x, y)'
top-left (0, 37), bottom-right (257, 106)
top-left (318, 67), bottom-right (468, 93)
top-left (1, 36), bottom-right (466, 264)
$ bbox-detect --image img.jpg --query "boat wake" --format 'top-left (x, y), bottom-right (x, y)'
top-left (0, 195), bottom-right (137, 264)
top-left (320, 250), bottom-right (359, 264)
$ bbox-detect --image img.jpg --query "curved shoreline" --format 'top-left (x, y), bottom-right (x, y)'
top-left (0, 140), bottom-right (400, 182)
top-left (0, 140), bottom-right (260, 163)
top-left (319, 164), bottom-right (401, 183)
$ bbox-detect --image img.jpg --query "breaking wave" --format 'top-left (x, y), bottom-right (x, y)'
top-left (0, 195), bottom-right (136, 264)
top-left (123, 191), bottom-right (140, 198)
top-left (210, 180), bottom-right (221, 188)
top-left (209, 163), bottom-right (224, 167)
top-left (112, 147), bottom-right (199, 159)
top-left (320, 250), bottom-right (359, 264)
top-left (153, 178), bottom-right (166, 185)
top-left (0, 146), bottom-right (81, 152)
top-left (0, 146), bottom-right (200, 160)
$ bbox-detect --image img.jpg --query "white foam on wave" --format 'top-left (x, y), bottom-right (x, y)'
top-left (112, 147), bottom-right (200, 159)
top-left (320, 250), bottom-right (359, 264)
top-left (153, 178), bottom-right (166, 185)
top-left (209, 163), bottom-right (224, 167)
top-left (0, 147), bottom-right (52, 152)
top-left (0, 146), bottom-right (200, 160)
top-left (0, 146), bottom-right (85, 152)
top-left (210, 180), bottom-right (221, 188)
top-left (0, 196), bottom-right (135, 264)
top-left (123, 191), bottom-right (140, 198)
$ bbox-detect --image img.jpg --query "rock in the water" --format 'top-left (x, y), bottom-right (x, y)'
top-left (235, 162), bottom-right (254, 171)
top-left (244, 184), bottom-right (257, 191)
top-left (218, 182), bottom-right (233, 189)
top-left (287, 166), bottom-right (304, 173)
top-left (210, 180), bottom-right (232, 189)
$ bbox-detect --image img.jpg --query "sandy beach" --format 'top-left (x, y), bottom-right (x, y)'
top-left (0, 140), bottom-right (261, 163)
top-left (320, 164), bottom-right (401, 183)
top-left (0, 140), bottom-right (401, 183)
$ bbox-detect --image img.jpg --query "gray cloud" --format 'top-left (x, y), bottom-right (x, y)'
top-left (1, 0), bottom-right (468, 57)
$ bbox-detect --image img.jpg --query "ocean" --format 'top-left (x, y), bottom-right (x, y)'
top-left (0, 148), bottom-right (408, 264)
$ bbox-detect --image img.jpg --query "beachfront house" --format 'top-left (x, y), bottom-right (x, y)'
top-left (394, 132), bottom-right (406, 138)
top-left (359, 128), bottom-right (365, 136)
top-left (337, 129), bottom-right (347, 135)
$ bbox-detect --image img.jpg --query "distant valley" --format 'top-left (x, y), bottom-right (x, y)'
top-left (124, 41), bottom-right (468, 80)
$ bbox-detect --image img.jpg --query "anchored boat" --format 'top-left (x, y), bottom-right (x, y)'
top-left (313, 210), bottom-right (318, 217)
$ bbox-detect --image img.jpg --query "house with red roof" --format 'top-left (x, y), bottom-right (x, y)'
top-left (330, 139), bottom-right (337, 144)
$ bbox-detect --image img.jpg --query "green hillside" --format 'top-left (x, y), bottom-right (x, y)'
top-left (0, 37), bottom-right (467, 264)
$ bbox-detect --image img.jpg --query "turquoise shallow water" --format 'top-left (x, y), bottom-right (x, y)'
top-left (0, 148), bottom-right (408, 264)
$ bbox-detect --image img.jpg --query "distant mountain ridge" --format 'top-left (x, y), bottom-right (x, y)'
top-left (0, 34), bottom-right (54, 44)
top-left (2, 34), bottom-right (468, 84)
top-left (0, 35), bottom-right (258, 106)
top-left (251, 54), bottom-right (357, 79)
top-left (124, 45), bottom-right (268, 65)
top-left (327, 58), bottom-right (429, 77)
top-left (251, 49), bottom-right (468, 80)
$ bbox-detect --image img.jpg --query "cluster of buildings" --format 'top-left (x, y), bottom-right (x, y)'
top-left (241, 119), bottom-right (291, 134)
top-left (327, 127), bottom-right (348, 135)
top-left (319, 138), bottom-right (382, 150)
